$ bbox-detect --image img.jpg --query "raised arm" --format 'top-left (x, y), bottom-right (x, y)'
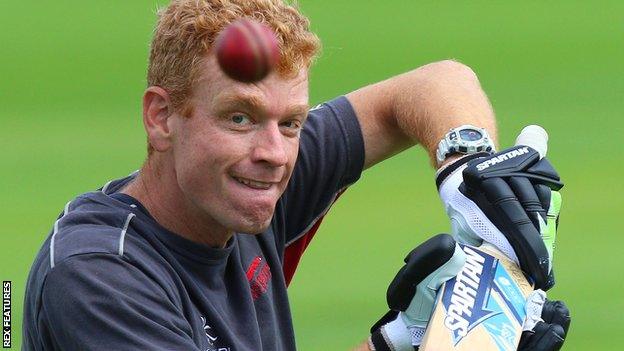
top-left (347, 60), bottom-right (494, 351)
top-left (346, 60), bottom-right (497, 169)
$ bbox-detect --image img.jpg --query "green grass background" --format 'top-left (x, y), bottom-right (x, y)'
top-left (1, 1), bottom-right (622, 349)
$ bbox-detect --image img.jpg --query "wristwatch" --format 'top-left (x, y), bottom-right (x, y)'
top-left (436, 125), bottom-right (495, 165)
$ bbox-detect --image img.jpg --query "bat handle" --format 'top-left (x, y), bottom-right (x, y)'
top-left (515, 125), bottom-right (548, 159)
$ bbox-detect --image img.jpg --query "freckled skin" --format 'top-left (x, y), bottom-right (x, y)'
top-left (173, 58), bottom-right (309, 234)
top-left (125, 55), bottom-right (309, 247)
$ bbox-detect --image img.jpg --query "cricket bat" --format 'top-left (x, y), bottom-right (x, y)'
top-left (421, 126), bottom-right (549, 351)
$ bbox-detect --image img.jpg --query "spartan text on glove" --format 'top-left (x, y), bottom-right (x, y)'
top-left (476, 147), bottom-right (529, 171)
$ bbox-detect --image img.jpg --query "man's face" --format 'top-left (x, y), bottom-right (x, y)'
top-left (168, 56), bottom-right (309, 234)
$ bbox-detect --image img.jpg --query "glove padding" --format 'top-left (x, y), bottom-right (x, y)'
top-left (437, 145), bottom-right (563, 290)
top-left (519, 299), bottom-right (571, 351)
top-left (370, 234), bottom-right (466, 350)
top-left (369, 234), bottom-right (572, 351)
top-left (461, 145), bottom-right (563, 289)
top-left (370, 234), bottom-right (570, 351)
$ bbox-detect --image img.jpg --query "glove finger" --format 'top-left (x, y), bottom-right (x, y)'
top-left (508, 176), bottom-right (546, 229)
top-left (542, 190), bottom-right (562, 274)
top-left (387, 234), bottom-right (459, 311)
top-left (534, 183), bottom-right (552, 218)
top-left (526, 158), bottom-right (563, 190)
top-left (519, 321), bottom-right (565, 351)
top-left (534, 185), bottom-right (558, 275)
top-left (542, 300), bottom-right (571, 336)
top-left (479, 177), bottom-right (551, 288)
top-left (533, 185), bottom-right (556, 276)
top-left (548, 191), bottom-right (563, 225)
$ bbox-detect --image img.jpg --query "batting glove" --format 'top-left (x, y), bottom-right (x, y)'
top-left (369, 236), bottom-right (571, 351)
top-left (519, 290), bottom-right (572, 351)
top-left (369, 234), bottom-right (466, 350)
top-left (436, 129), bottom-right (563, 290)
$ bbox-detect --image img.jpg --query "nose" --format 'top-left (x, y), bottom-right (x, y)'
top-left (251, 122), bottom-right (289, 167)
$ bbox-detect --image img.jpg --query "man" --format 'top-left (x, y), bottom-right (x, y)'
top-left (23, 1), bottom-right (569, 350)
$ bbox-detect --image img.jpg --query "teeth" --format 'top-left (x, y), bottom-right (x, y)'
top-left (234, 177), bottom-right (272, 190)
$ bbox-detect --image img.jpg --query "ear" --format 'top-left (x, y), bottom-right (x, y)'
top-left (143, 86), bottom-right (174, 152)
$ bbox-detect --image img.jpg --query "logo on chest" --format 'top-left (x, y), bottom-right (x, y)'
top-left (246, 256), bottom-right (272, 300)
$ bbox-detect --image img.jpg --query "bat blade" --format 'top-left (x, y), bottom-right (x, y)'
top-left (421, 244), bottom-right (533, 351)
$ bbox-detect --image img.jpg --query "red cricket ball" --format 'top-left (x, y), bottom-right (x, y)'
top-left (215, 18), bottom-right (280, 83)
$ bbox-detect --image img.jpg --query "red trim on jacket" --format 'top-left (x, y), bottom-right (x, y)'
top-left (283, 217), bottom-right (326, 286)
top-left (282, 190), bottom-right (346, 286)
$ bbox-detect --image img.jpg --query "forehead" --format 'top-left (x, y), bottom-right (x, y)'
top-left (191, 55), bottom-right (309, 115)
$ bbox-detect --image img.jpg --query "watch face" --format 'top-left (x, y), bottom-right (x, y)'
top-left (459, 129), bottom-right (483, 141)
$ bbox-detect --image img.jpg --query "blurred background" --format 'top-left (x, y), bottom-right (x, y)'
top-left (1, 1), bottom-right (622, 349)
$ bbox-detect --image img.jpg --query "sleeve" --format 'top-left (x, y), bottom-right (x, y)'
top-left (278, 96), bottom-right (365, 283)
top-left (37, 253), bottom-right (201, 351)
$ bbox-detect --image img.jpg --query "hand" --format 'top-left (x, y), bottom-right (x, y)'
top-left (368, 235), bottom-right (572, 351)
top-left (436, 129), bottom-right (563, 290)
top-left (369, 234), bottom-right (466, 350)
top-left (520, 290), bottom-right (572, 351)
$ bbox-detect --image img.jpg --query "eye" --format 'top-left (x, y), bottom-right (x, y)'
top-left (230, 114), bottom-right (251, 125)
top-left (280, 120), bottom-right (302, 129)
top-left (279, 119), bottom-right (303, 137)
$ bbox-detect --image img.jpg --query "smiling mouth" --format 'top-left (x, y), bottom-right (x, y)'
top-left (233, 176), bottom-right (274, 190)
